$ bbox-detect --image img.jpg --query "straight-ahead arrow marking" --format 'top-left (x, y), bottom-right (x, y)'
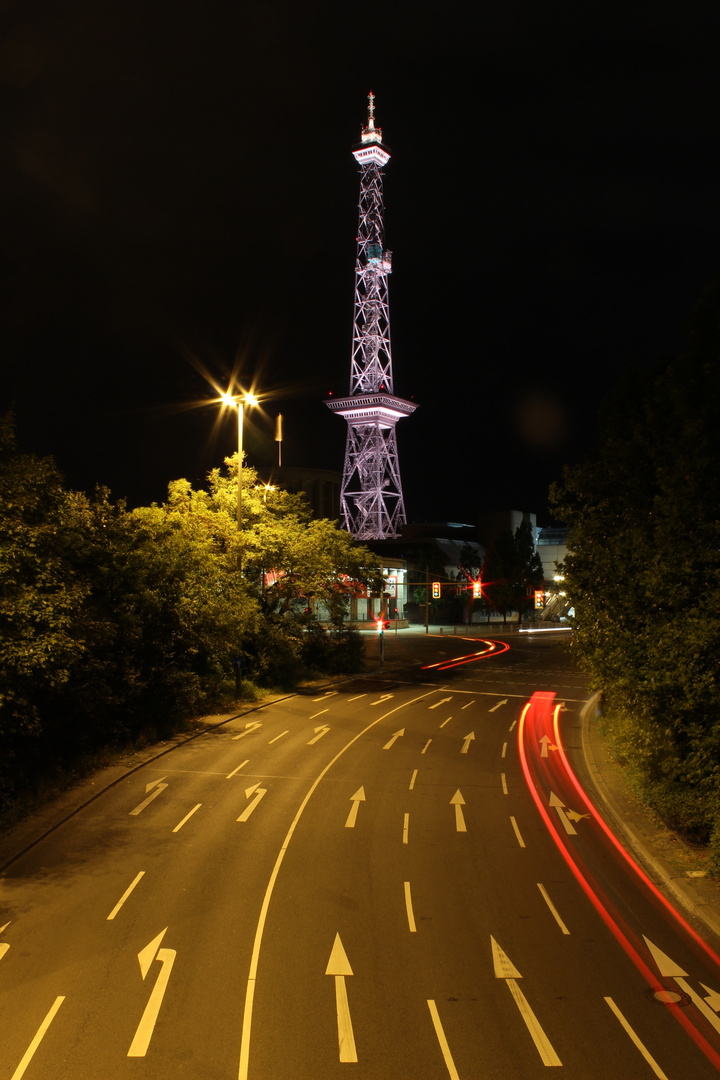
top-left (370, 694), bottom-right (394, 705)
top-left (326, 934), bottom-right (357, 1062)
top-left (345, 787), bottom-right (366, 828)
top-left (429, 697), bottom-right (452, 709)
top-left (145, 777), bottom-right (166, 794)
top-left (129, 929), bottom-right (176, 1057)
top-left (549, 792), bottom-right (577, 835)
top-left (307, 725), bottom-right (330, 745)
top-left (237, 786), bottom-right (268, 822)
top-left (382, 728), bottom-right (404, 750)
top-left (233, 722), bottom-right (262, 741)
top-left (129, 783), bottom-right (168, 816)
top-left (489, 699), bottom-right (508, 712)
top-left (451, 790), bottom-right (467, 832)
top-left (460, 732), bottom-right (475, 754)
top-left (644, 936), bottom-right (720, 1036)
top-left (491, 938), bottom-right (561, 1066)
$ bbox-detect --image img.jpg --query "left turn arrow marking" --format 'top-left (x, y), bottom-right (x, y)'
top-left (237, 785), bottom-right (268, 822)
top-left (307, 725), bottom-right (330, 745)
top-left (129, 928), bottom-right (176, 1057)
top-left (130, 782), bottom-right (168, 816)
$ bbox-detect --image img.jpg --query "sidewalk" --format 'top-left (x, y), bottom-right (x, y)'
top-left (581, 693), bottom-right (720, 943)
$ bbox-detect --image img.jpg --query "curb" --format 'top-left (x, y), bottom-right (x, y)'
top-left (580, 693), bottom-right (720, 940)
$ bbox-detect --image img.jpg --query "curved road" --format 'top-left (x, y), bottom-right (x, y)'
top-left (2, 631), bottom-right (720, 1079)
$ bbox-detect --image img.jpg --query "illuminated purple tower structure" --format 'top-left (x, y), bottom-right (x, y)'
top-left (326, 93), bottom-right (416, 539)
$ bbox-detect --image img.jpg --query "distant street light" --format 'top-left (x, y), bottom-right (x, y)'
top-left (220, 390), bottom-right (258, 530)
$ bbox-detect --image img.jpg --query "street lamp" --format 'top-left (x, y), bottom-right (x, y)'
top-left (220, 390), bottom-right (258, 530)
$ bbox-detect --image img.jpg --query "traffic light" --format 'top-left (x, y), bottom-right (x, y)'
top-left (534, 590), bottom-right (544, 610)
top-left (376, 618), bottom-right (384, 634)
top-left (432, 581), bottom-right (441, 599)
top-left (473, 579), bottom-right (482, 599)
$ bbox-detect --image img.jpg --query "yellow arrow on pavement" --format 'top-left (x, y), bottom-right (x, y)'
top-left (326, 934), bottom-right (357, 1062)
top-left (345, 787), bottom-right (366, 828)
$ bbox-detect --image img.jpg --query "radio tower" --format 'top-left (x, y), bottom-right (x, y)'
top-left (326, 92), bottom-right (416, 540)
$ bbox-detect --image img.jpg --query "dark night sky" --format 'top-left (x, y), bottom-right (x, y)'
top-left (3, 2), bottom-right (720, 525)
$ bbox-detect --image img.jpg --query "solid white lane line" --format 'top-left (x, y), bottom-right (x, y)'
top-left (439, 716), bottom-right (452, 728)
top-left (172, 803), bottom-right (202, 833)
top-left (427, 1000), bottom-right (461, 1080)
top-left (268, 730), bottom-right (289, 744)
top-left (409, 769), bottom-right (418, 790)
top-left (421, 739), bottom-right (432, 754)
top-left (107, 872), bottom-right (145, 921)
top-left (11, 996), bottom-right (65, 1080)
top-left (510, 816), bottom-right (526, 848)
top-left (604, 997), bottom-right (669, 1080)
top-left (404, 882), bottom-right (417, 932)
top-left (226, 759), bottom-right (249, 779)
top-left (537, 884), bottom-right (570, 935)
top-left (237, 689), bottom-right (436, 1080)
top-left (501, 773), bottom-right (508, 795)
top-left (403, 812), bottom-right (410, 844)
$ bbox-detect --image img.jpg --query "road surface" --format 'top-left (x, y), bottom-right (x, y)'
top-left (2, 630), bottom-right (720, 1079)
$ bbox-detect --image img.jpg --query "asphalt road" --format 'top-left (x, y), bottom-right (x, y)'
top-left (2, 630), bottom-right (720, 1079)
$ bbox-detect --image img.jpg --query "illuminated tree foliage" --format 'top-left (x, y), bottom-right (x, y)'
top-left (550, 281), bottom-right (720, 847)
top-left (0, 432), bottom-right (373, 807)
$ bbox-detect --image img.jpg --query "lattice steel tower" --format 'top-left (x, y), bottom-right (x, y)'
top-left (326, 92), bottom-right (416, 539)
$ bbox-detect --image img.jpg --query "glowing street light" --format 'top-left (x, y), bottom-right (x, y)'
top-left (220, 390), bottom-right (258, 530)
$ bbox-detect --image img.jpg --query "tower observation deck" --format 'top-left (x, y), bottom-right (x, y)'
top-left (326, 92), bottom-right (417, 540)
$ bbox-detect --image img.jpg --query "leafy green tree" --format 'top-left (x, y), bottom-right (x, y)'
top-left (0, 416), bottom-right (89, 787)
top-left (550, 280), bottom-right (720, 845)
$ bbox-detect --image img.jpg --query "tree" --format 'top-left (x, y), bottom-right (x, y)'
top-left (550, 280), bottom-right (720, 844)
top-left (0, 415), bottom-right (89, 788)
top-left (481, 522), bottom-right (544, 621)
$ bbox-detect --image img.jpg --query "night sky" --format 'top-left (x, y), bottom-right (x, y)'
top-left (3, 3), bottom-right (720, 525)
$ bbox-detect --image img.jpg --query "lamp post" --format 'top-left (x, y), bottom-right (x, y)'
top-left (221, 390), bottom-right (258, 531)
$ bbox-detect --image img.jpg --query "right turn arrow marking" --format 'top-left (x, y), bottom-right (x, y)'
top-left (326, 934), bottom-right (357, 1062)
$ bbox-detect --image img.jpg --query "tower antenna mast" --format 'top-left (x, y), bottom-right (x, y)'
top-left (326, 92), bottom-right (417, 539)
